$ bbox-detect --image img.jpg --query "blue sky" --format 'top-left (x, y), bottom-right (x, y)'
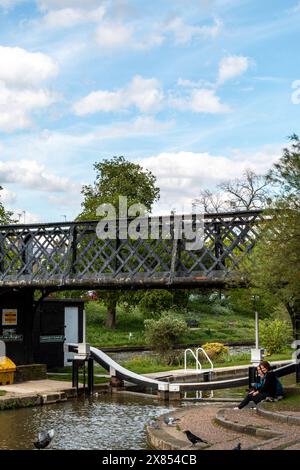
top-left (0, 0), bottom-right (299, 222)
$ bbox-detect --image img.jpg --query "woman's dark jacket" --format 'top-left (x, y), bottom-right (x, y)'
top-left (260, 371), bottom-right (277, 397)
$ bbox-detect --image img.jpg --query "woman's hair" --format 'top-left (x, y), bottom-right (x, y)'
top-left (259, 361), bottom-right (272, 371)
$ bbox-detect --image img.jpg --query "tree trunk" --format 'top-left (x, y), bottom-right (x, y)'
top-left (286, 300), bottom-right (300, 341)
top-left (105, 299), bottom-right (117, 329)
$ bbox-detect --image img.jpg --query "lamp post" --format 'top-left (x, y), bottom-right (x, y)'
top-left (250, 294), bottom-right (264, 364)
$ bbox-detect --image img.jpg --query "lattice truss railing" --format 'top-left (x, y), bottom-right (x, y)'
top-left (0, 210), bottom-right (263, 285)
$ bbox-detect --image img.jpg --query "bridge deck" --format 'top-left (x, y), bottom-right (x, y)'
top-left (0, 210), bottom-right (262, 289)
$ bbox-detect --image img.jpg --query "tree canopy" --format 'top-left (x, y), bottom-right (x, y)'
top-left (0, 186), bottom-right (15, 224)
top-left (78, 156), bottom-right (160, 220)
top-left (246, 135), bottom-right (300, 325)
top-left (77, 155), bottom-right (160, 328)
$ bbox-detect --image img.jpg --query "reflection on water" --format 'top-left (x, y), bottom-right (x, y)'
top-left (0, 394), bottom-right (172, 450)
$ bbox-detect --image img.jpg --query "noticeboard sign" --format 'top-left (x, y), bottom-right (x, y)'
top-left (2, 309), bottom-right (17, 326)
top-left (40, 335), bottom-right (65, 343)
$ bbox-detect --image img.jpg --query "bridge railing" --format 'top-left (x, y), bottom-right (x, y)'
top-left (0, 210), bottom-right (263, 288)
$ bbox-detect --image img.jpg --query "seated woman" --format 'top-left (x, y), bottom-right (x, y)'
top-left (235, 361), bottom-right (277, 410)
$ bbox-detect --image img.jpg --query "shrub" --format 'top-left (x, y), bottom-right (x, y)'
top-left (201, 342), bottom-right (229, 361)
top-left (144, 314), bottom-right (188, 364)
top-left (139, 290), bottom-right (174, 318)
top-left (260, 319), bottom-right (292, 355)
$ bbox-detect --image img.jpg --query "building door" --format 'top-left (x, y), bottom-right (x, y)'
top-left (64, 307), bottom-right (78, 366)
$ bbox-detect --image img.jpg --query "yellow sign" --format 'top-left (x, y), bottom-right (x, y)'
top-left (2, 309), bottom-right (18, 326)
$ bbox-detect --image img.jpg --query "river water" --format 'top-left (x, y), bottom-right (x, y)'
top-left (0, 394), bottom-right (172, 450)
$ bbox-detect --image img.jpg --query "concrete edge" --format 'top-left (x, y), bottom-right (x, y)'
top-left (215, 408), bottom-right (283, 439)
top-left (257, 405), bottom-right (300, 427)
top-left (146, 409), bottom-right (209, 451)
top-left (0, 383), bottom-right (109, 411)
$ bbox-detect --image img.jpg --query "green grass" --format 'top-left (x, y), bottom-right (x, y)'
top-left (86, 301), bottom-right (257, 348)
top-left (263, 389), bottom-right (300, 412)
top-left (0, 391), bottom-right (6, 397)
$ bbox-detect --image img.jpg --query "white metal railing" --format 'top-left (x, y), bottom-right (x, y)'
top-left (196, 347), bottom-right (214, 371)
top-left (184, 348), bottom-right (202, 371)
top-left (184, 347), bottom-right (214, 372)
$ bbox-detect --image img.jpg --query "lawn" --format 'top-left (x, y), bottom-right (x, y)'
top-left (263, 388), bottom-right (300, 412)
top-left (86, 300), bottom-right (256, 348)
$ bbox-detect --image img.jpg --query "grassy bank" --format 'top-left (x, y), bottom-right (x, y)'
top-left (263, 388), bottom-right (300, 412)
top-left (86, 301), bottom-right (256, 347)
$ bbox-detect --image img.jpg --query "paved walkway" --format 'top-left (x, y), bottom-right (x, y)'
top-left (148, 403), bottom-right (300, 450)
top-left (0, 379), bottom-right (74, 397)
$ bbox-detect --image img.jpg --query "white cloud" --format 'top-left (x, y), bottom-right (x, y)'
top-left (165, 17), bottom-right (222, 44)
top-left (218, 55), bottom-right (250, 84)
top-left (0, 46), bottom-right (58, 87)
top-left (94, 116), bottom-right (173, 139)
top-left (0, 46), bottom-right (59, 132)
top-left (13, 209), bottom-right (42, 224)
top-left (0, 0), bottom-right (24, 9)
top-left (141, 147), bottom-right (280, 213)
top-left (169, 88), bottom-right (230, 114)
top-left (0, 159), bottom-right (80, 192)
top-left (74, 75), bottom-right (164, 115)
top-left (0, 187), bottom-right (16, 204)
top-left (0, 81), bottom-right (59, 132)
top-left (42, 6), bottom-right (105, 29)
top-left (37, 0), bottom-right (102, 10)
top-left (95, 22), bottom-right (134, 49)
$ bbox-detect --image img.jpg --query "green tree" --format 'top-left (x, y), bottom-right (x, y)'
top-left (246, 135), bottom-right (300, 335)
top-left (78, 156), bottom-right (160, 328)
top-left (144, 314), bottom-right (188, 364)
top-left (0, 186), bottom-right (15, 224)
top-left (78, 156), bottom-right (159, 220)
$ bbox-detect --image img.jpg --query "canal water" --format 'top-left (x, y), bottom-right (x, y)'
top-left (0, 394), bottom-right (172, 450)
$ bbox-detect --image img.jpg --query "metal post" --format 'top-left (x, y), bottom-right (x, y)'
top-left (88, 357), bottom-right (94, 395)
top-left (83, 361), bottom-right (86, 396)
top-left (255, 311), bottom-right (259, 349)
top-left (72, 360), bottom-right (79, 394)
top-left (248, 366), bottom-right (257, 389)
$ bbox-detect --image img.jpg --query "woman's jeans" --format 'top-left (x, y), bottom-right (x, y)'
top-left (238, 392), bottom-right (269, 409)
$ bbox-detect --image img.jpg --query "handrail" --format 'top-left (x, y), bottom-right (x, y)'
top-left (184, 348), bottom-right (202, 371)
top-left (196, 347), bottom-right (214, 371)
top-left (184, 347), bottom-right (214, 372)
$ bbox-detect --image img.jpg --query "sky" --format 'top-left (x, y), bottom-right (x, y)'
top-left (0, 0), bottom-right (299, 223)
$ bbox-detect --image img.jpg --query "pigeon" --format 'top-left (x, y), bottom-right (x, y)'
top-left (147, 419), bottom-right (160, 429)
top-left (232, 442), bottom-right (242, 451)
top-left (34, 429), bottom-right (55, 449)
top-left (184, 430), bottom-right (208, 445)
top-left (163, 416), bottom-right (180, 426)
